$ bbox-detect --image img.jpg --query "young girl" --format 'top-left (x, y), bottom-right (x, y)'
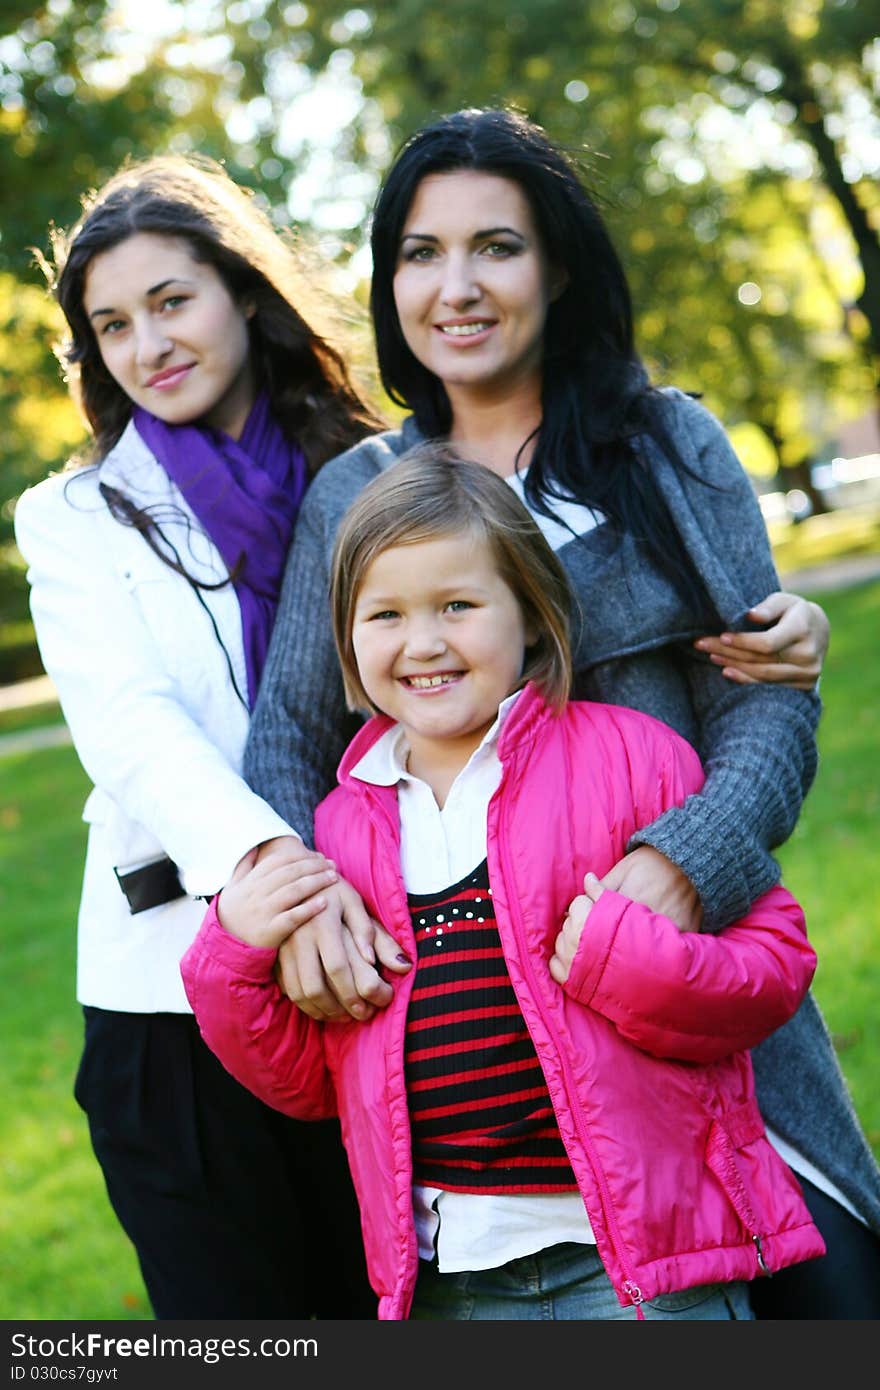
top-left (13, 154), bottom-right (382, 1318)
top-left (182, 444), bottom-right (824, 1320)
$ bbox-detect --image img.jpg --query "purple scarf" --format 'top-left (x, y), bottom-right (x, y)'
top-left (133, 394), bottom-right (307, 708)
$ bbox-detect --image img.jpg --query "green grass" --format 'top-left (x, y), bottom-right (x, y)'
top-left (1, 579), bottom-right (877, 1319)
top-left (773, 580), bottom-right (880, 1155)
top-left (0, 744), bottom-right (151, 1319)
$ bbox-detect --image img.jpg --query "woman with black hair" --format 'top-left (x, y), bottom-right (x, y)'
top-left (14, 153), bottom-right (380, 1319)
top-left (243, 107), bottom-right (880, 1318)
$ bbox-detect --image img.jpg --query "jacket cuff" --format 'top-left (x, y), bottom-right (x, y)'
top-left (195, 898), bottom-right (280, 982)
top-left (628, 802), bottom-right (778, 933)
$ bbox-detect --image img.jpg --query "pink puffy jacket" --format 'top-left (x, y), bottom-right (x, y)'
top-left (182, 687), bottom-right (824, 1318)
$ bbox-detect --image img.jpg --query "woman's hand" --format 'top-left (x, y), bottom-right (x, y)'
top-left (694, 591), bottom-right (829, 689)
top-left (550, 872), bottom-right (604, 984)
top-left (274, 876), bottom-right (412, 1023)
top-left (599, 845), bottom-right (702, 933)
top-left (216, 835), bottom-right (339, 950)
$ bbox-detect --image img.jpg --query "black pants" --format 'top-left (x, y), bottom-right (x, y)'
top-left (75, 1007), bottom-right (375, 1320)
top-left (750, 1176), bottom-right (880, 1319)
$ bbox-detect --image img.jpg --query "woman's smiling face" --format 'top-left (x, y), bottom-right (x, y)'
top-left (83, 232), bottom-right (256, 439)
top-left (392, 170), bottom-right (562, 409)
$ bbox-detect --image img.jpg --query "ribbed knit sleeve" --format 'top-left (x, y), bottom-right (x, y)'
top-left (244, 428), bottom-right (410, 842)
top-left (243, 492), bottom-right (359, 843)
top-left (629, 668), bottom-right (819, 930)
top-left (627, 391), bottom-right (821, 930)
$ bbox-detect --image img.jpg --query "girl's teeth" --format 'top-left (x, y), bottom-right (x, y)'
top-left (440, 323), bottom-right (490, 336)
top-left (408, 673), bottom-right (455, 688)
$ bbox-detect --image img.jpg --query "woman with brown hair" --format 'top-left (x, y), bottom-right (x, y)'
top-left (14, 154), bottom-right (381, 1318)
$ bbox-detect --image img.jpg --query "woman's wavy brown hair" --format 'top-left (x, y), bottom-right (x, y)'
top-left (44, 153), bottom-right (382, 470)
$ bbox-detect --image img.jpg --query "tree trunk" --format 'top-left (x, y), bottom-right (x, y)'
top-left (771, 46), bottom-right (880, 374)
top-left (783, 458), bottom-right (830, 520)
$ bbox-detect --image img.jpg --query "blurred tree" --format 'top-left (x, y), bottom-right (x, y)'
top-left (0, 271), bottom-right (85, 679)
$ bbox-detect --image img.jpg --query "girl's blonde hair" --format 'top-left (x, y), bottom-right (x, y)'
top-left (330, 442), bottom-right (574, 714)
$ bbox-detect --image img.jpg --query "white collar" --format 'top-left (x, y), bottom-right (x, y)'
top-left (350, 688), bottom-right (523, 788)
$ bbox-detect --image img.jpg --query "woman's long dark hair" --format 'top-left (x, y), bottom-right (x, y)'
top-left (46, 153), bottom-right (382, 471)
top-left (370, 107), bottom-right (716, 619)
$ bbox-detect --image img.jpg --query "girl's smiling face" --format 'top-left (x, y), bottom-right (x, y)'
top-left (82, 232), bottom-right (256, 439)
top-left (351, 531), bottom-right (531, 772)
top-left (392, 170), bottom-right (563, 410)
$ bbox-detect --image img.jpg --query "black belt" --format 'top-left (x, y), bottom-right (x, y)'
top-left (114, 855), bottom-right (187, 914)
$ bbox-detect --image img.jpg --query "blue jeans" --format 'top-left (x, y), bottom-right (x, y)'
top-left (410, 1242), bottom-right (754, 1320)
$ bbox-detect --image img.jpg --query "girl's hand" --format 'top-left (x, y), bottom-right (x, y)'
top-left (275, 876), bottom-right (413, 1023)
top-left (694, 591), bottom-right (829, 689)
top-left (550, 872), bottom-right (604, 984)
top-left (599, 846), bottom-right (702, 933)
top-left (216, 836), bottom-right (339, 950)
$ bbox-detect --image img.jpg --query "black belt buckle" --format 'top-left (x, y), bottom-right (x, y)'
top-left (114, 855), bottom-right (187, 913)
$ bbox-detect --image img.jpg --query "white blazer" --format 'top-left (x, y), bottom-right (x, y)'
top-left (14, 422), bottom-right (295, 1011)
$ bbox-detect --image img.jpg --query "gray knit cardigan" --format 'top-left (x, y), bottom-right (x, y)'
top-left (245, 387), bottom-right (880, 1231)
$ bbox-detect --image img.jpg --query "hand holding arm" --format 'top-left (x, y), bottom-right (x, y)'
top-left (220, 839), bottom-right (413, 1020)
top-left (275, 877), bottom-right (412, 1023)
top-left (694, 591), bottom-right (830, 689)
top-left (597, 845), bottom-right (702, 932)
top-left (217, 836), bottom-right (339, 950)
top-left (554, 884), bottom-right (815, 1062)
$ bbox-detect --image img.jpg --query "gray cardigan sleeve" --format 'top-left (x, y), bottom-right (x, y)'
top-left (243, 489), bottom-right (360, 845)
top-left (628, 393), bottom-right (821, 931)
top-left (244, 430), bottom-right (407, 843)
top-left (629, 665), bottom-right (819, 931)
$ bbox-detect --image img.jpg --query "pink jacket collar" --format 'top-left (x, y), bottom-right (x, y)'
top-left (334, 682), bottom-right (558, 789)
